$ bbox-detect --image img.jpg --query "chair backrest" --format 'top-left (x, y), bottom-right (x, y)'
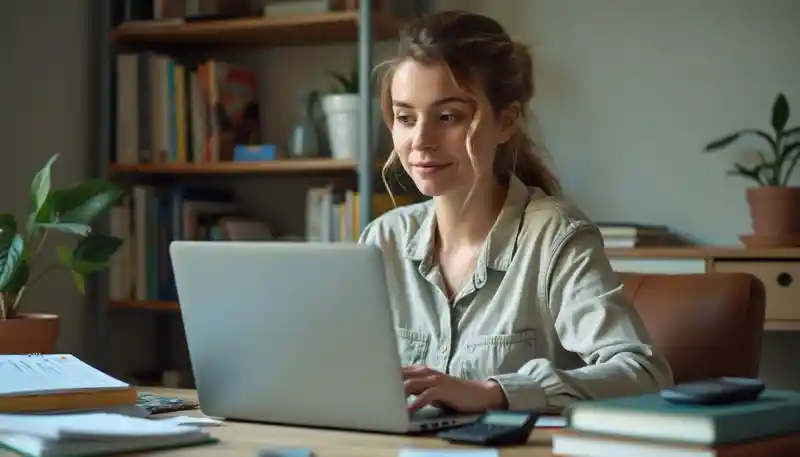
top-left (619, 272), bottom-right (765, 384)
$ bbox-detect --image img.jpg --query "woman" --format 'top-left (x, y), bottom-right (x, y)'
top-left (358, 10), bottom-right (674, 415)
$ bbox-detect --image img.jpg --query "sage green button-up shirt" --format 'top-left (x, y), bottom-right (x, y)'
top-left (358, 174), bottom-right (674, 413)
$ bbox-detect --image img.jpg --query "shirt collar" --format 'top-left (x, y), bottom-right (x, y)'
top-left (403, 173), bottom-right (533, 274)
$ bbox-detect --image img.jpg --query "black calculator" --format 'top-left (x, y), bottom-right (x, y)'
top-left (437, 410), bottom-right (540, 446)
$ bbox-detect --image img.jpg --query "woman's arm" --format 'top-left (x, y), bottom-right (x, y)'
top-left (489, 223), bottom-right (675, 413)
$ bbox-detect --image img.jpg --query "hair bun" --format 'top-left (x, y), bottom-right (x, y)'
top-left (510, 40), bottom-right (535, 101)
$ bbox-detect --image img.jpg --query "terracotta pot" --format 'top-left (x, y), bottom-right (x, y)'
top-left (0, 313), bottom-right (60, 354)
top-left (747, 187), bottom-right (800, 233)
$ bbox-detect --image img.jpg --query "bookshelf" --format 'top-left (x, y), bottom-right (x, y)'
top-left (95, 0), bottom-right (410, 381)
top-left (108, 158), bottom-right (359, 175)
top-left (110, 11), bottom-right (402, 47)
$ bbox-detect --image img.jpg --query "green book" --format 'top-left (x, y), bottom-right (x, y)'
top-left (564, 389), bottom-right (800, 445)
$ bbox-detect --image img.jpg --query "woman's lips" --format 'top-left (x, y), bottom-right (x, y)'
top-left (411, 162), bottom-right (451, 176)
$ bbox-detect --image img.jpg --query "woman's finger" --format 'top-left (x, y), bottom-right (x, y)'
top-left (403, 374), bottom-right (439, 395)
top-left (408, 385), bottom-right (444, 414)
top-left (401, 364), bottom-right (435, 378)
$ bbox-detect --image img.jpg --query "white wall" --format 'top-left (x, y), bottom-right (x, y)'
top-left (480, 0), bottom-right (800, 245)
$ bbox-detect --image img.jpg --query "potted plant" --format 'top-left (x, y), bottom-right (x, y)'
top-left (0, 154), bottom-right (124, 354)
top-left (703, 93), bottom-right (800, 246)
top-left (319, 60), bottom-right (380, 160)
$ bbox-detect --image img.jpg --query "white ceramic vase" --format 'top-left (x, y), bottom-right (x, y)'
top-left (320, 93), bottom-right (382, 160)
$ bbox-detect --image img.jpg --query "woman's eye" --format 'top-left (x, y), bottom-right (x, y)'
top-left (440, 113), bottom-right (461, 123)
top-left (395, 114), bottom-right (415, 125)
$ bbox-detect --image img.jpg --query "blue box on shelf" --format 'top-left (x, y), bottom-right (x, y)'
top-left (234, 144), bottom-right (278, 162)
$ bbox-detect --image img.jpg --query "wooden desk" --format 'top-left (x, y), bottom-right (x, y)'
top-left (0, 389), bottom-right (558, 457)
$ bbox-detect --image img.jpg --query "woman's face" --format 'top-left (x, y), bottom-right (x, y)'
top-left (389, 60), bottom-right (513, 197)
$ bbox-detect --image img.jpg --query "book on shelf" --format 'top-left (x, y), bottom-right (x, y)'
top-left (0, 354), bottom-right (137, 414)
top-left (0, 412), bottom-right (218, 457)
top-left (107, 183), bottom-right (417, 303)
top-left (305, 187), bottom-right (417, 242)
top-left (595, 222), bottom-right (686, 248)
top-left (108, 186), bottom-right (243, 302)
top-left (116, 51), bottom-right (259, 166)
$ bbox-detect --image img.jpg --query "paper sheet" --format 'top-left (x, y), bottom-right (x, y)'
top-left (0, 354), bottom-right (129, 396)
top-left (0, 412), bottom-right (214, 440)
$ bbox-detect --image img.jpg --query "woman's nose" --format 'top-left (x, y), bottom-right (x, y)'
top-left (411, 120), bottom-right (437, 151)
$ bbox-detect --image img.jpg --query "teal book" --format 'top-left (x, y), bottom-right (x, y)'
top-left (564, 389), bottom-right (800, 445)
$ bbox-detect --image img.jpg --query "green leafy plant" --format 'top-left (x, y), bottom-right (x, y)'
top-left (0, 154), bottom-right (124, 320)
top-left (327, 60), bottom-right (359, 94)
top-left (703, 93), bottom-right (800, 187)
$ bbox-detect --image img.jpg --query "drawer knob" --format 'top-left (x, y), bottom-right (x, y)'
top-left (777, 272), bottom-right (793, 287)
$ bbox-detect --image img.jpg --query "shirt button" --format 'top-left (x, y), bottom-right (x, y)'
top-left (439, 344), bottom-right (449, 353)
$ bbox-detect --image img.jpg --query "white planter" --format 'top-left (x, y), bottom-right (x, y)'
top-left (320, 93), bottom-right (381, 160)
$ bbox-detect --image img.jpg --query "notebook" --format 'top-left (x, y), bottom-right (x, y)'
top-left (565, 389), bottom-right (800, 445)
top-left (0, 412), bottom-right (219, 456)
top-left (0, 354), bottom-right (138, 413)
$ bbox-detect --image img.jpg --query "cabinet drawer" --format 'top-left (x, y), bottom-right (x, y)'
top-left (713, 261), bottom-right (800, 321)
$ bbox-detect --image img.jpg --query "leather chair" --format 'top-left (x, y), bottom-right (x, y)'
top-left (619, 272), bottom-right (766, 384)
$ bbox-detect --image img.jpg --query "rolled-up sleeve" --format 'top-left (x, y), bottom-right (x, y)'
top-left (489, 223), bottom-right (674, 412)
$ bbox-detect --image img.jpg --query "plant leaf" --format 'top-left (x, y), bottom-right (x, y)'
top-left (70, 270), bottom-right (85, 296)
top-left (72, 234), bottom-right (122, 269)
top-left (56, 245), bottom-right (72, 264)
top-left (726, 163), bottom-right (767, 187)
top-left (26, 211), bottom-right (39, 240)
top-left (0, 234), bottom-right (24, 293)
top-left (772, 93), bottom-right (789, 134)
top-left (30, 154), bottom-right (59, 215)
top-left (35, 180), bottom-right (123, 228)
top-left (0, 214), bottom-right (21, 293)
top-left (35, 222), bottom-right (92, 237)
top-left (56, 243), bottom-right (110, 276)
top-left (780, 141), bottom-right (800, 185)
top-left (704, 132), bottom-right (742, 151)
top-left (55, 180), bottom-right (124, 225)
top-left (703, 129), bottom-right (776, 152)
top-left (4, 260), bottom-right (29, 296)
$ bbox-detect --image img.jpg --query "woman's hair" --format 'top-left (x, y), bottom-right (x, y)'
top-left (375, 10), bottom-right (561, 198)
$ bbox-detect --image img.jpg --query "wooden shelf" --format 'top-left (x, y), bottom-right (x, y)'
top-left (110, 300), bottom-right (179, 311)
top-left (108, 158), bottom-right (359, 175)
top-left (110, 11), bottom-right (403, 48)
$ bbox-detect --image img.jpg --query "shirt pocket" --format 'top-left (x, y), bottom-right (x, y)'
top-left (395, 327), bottom-right (431, 366)
top-left (459, 329), bottom-right (537, 380)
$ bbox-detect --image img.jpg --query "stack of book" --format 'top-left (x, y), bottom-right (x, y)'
top-left (595, 223), bottom-right (683, 248)
top-left (0, 412), bottom-right (218, 456)
top-left (0, 354), bottom-right (218, 456)
top-left (552, 389), bottom-right (800, 456)
top-left (0, 354), bottom-right (138, 414)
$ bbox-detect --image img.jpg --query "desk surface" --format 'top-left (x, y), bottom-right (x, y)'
top-left (0, 388), bottom-right (559, 457)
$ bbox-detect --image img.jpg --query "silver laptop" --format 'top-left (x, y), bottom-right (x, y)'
top-left (169, 241), bottom-right (480, 434)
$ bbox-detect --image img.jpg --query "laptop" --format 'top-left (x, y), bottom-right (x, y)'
top-left (169, 241), bottom-right (480, 434)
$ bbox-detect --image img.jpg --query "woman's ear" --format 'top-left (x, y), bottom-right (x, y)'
top-left (497, 102), bottom-right (521, 144)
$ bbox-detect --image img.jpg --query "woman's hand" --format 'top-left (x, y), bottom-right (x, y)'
top-left (402, 364), bottom-right (508, 414)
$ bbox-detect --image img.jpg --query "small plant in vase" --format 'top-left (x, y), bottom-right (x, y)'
top-left (703, 93), bottom-right (800, 246)
top-left (319, 60), bottom-right (380, 160)
top-left (319, 61), bottom-right (360, 161)
top-left (0, 154), bottom-right (124, 354)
